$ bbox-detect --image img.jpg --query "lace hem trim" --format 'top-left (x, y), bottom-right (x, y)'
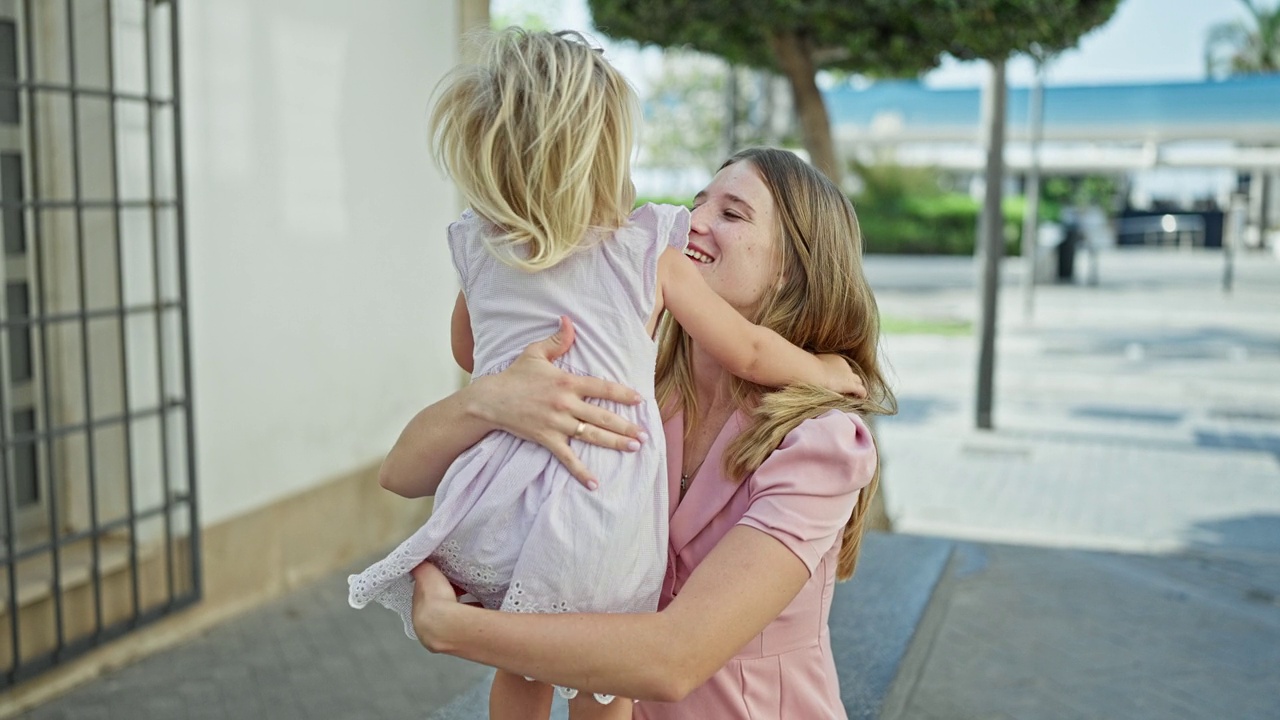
top-left (432, 541), bottom-right (505, 608)
top-left (352, 547), bottom-right (621, 705)
top-left (506, 581), bottom-right (614, 704)
top-left (522, 676), bottom-right (616, 704)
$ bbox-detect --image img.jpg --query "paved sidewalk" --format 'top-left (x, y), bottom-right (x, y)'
top-left (894, 541), bottom-right (1280, 720)
top-left (865, 248), bottom-right (1280, 719)
top-left (14, 555), bottom-right (491, 720)
top-left (15, 540), bottom-right (1279, 720)
top-left (868, 249), bottom-right (1280, 557)
top-left (10, 248), bottom-right (1280, 719)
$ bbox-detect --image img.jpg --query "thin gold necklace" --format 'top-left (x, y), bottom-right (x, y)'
top-left (679, 461), bottom-right (705, 495)
top-left (681, 399), bottom-right (732, 497)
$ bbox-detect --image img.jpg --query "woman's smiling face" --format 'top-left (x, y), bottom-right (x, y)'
top-left (686, 160), bottom-right (782, 318)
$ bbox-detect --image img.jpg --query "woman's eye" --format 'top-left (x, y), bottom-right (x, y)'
top-left (723, 211), bottom-right (742, 220)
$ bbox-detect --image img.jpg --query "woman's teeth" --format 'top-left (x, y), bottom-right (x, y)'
top-left (683, 248), bottom-right (713, 264)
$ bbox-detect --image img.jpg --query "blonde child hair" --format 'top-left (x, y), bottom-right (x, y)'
top-left (430, 28), bottom-right (639, 271)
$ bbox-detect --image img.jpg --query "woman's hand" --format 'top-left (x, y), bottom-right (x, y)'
top-left (410, 561), bottom-right (460, 653)
top-left (818, 354), bottom-right (868, 399)
top-left (378, 317), bottom-right (646, 498)
top-left (468, 316), bottom-right (647, 488)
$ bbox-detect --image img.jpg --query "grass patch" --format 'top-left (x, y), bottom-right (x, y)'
top-left (881, 316), bottom-right (973, 336)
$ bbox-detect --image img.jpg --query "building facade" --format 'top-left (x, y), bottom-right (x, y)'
top-left (827, 76), bottom-right (1280, 248)
top-left (1, 0), bottom-right (474, 707)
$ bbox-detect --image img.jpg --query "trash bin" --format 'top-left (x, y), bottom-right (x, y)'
top-left (1056, 223), bottom-right (1079, 282)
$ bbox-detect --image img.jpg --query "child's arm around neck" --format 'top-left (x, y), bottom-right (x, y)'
top-left (656, 247), bottom-right (862, 396)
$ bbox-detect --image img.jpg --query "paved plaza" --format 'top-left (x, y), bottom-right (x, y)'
top-left (10, 248), bottom-right (1280, 719)
top-left (870, 249), bottom-right (1280, 558)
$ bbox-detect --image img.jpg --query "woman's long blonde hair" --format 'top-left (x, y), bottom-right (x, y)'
top-left (656, 148), bottom-right (896, 581)
top-left (429, 29), bottom-right (638, 270)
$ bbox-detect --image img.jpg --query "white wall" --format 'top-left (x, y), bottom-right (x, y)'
top-left (180, 0), bottom-right (460, 525)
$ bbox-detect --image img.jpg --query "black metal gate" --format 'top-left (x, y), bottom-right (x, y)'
top-left (0, 0), bottom-right (198, 687)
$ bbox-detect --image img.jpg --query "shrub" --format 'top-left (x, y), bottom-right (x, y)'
top-left (855, 193), bottom-right (1059, 256)
top-left (640, 184), bottom-right (1061, 257)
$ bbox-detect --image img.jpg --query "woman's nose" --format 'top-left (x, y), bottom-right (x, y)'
top-left (689, 204), bottom-right (710, 235)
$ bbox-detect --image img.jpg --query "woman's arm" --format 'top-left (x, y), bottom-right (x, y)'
top-left (379, 317), bottom-right (646, 497)
top-left (411, 525), bottom-right (809, 702)
top-left (410, 411), bottom-right (872, 699)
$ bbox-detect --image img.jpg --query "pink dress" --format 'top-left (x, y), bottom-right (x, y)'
top-left (635, 408), bottom-right (876, 719)
top-left (349, 204), bottom-right (690, 696)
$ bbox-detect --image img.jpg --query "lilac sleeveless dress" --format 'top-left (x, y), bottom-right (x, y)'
top-left (349, 204), bottom-right (690, 692)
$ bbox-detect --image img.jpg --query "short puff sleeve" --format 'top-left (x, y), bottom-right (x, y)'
top-left (629, 202), bottom-right (690, 253)
top-left (446, 209), bottom-right (480, 292)
top-left (630, 203), bottom-right (690, 317)
top-left (736, 410), bottom-right (877, 575)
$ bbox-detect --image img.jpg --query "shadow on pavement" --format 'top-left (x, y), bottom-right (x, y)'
top-left (1187, 513), bottom-right (1280, 557)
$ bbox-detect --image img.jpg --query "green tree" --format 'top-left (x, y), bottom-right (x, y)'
top-left (1206, 0), bottom-right (1280, 78)
top-left (938, 0), bottom-right (1119, 429)
top-left (588, 1), bottom-right (1118, 183)
top-left (640, 51), bottom-right (729, 174)
top-left (591, 0), bottom-right (1119, 432)
top-left (941, 1), bottom-right (1119, 63)
top-left (587, 0), bottom-right (953, 182)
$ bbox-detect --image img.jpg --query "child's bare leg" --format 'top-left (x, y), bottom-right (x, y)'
top-left (568, 693), bottom-right (633, 720)
top-left (490, 670), bottom-right (553, 720)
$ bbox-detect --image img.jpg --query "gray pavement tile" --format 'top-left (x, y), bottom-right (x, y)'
top-left (874, 253), bottom-right (1280, 559)
top-left (897, 541), bottom-right (1280, 720)
top-left (15, 557), bottom-right (489, 720)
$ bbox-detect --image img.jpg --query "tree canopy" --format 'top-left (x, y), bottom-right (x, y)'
top-left (589, 0), bottom-right (951, 78)
top-left (1206, 0), bottom-right (1280, 77)
top-left (944, 0), bottom-right (1121, 61)
top-left (590, 0), bottom-right (1120, 71)
top-left (588, 0), bottom-right (1120, 181)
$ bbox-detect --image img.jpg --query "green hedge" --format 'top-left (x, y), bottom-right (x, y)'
top-left (638, 193), bottom-right (1058, 256)
top-left (856, 194), bottom-right (1060, 256)
top-left (635, 196), bottom-right (693, 210)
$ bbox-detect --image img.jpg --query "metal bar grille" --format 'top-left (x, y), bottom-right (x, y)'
top-left (142, 0), bottom-right (173, 609)
top-left (0, 0), bottom-right (199, 687)
top-left (103, 0), bottom-right (141, 628)
top-left (0, 79), bottom-right (174, 106)
top-left (0, 299), bottom-right (185, 330)
top-left (0, 200), bottom-right (179, 210)
top-left (169, 0), bottom-right (200, 603)
top-left (21, 0), bottom-right (68, 664)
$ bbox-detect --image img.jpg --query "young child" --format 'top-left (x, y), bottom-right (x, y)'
top-left (347, 29), bottom-right (861, 719)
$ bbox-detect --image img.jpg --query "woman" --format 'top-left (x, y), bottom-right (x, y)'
top-left (381, 148), bottom-right (895, 717)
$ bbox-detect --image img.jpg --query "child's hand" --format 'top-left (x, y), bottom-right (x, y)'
top-left (818, 354), bottom-right (867, 399)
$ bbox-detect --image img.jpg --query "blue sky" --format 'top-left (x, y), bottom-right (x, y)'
top-left (492, 0), bottom-right (1261, 88)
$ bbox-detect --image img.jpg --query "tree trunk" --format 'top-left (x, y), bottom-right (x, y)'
top-left (767, 30), bottom-right (841, 183)
top-left (975, 59), bottom-right (1007, 430)
top-left (724, 63), bottom-right (739, 158)
top-left (1021, 58), bottom-right (1045, 323)
top-left (1261, 172), bottom-right (1272, 249)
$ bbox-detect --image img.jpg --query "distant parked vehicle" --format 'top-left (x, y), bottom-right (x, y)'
top-left (1116, 211), bottom-right (1224, 248)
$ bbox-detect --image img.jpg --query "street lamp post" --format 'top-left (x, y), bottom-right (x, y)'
top-left (1021, 57), bottom-right (1046, 322)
